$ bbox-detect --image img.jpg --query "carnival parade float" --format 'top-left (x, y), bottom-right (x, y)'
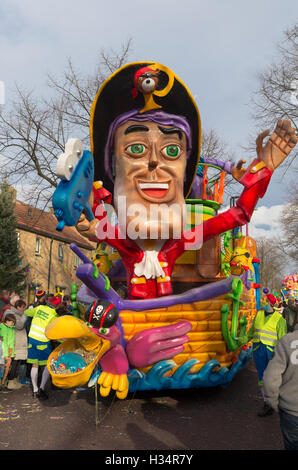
top-left (45, 62), bottom-right (297, 399)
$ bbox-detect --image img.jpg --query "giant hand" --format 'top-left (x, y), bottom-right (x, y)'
top-left (256, 119), bottom-right (297, 172)
top-left (126, 320), bottom-right (192, 369)
top-left (97, 372), bottom-right (129, 400)
top-left (75, 189), bottom-right (97, 240)
top-left (231, 159), bottom-right (247, 181)
top-left (231, 119), bottom-right (297, 182)
top-left (76, 212), bottom-right (98, 240)
top-left (75, 182), bottom-right (111, 241)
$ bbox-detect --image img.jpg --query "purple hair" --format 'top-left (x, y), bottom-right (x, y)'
top-left (104, 109), bottom-right (192, 182)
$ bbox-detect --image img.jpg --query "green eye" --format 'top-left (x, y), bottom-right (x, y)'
top-left (126, 144), bottom-right (145, 155)
top-left (162, 145), bottom-right (181, 158)
top-left (99, 327), bottom-right (109, 335)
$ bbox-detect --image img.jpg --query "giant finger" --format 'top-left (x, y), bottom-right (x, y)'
top-left (235, 159), bottom-right (247, 171)
top-left (102, 372), bottom-right (114, 389)
top-left (100, 385), bottom-right (111, 397)
top-left (118, 374), bottom-right (129, 392)
top-left (111, 375), bottom-right (120, 391)
top-left (148, 334), bottom-right (190, 354)
top-left (256, 129), bottom-right (270, 155)
top-left (116, 388), bottom-right (129, 400)
top-left (97, 371), bottom-right (108, 385)
top-left (147, 344), bottom-right (186, 365)
top-left (141, 321), bottom-right (192, 343)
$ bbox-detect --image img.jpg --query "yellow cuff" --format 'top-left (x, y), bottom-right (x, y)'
top-left (250, 161), bottom-right (267, 173)
top-left (93, 180), bottom-right (103, 190)
top-left (131, 276), bottom-right (146, 285)
top-left (157, 276), bottom-right (171, 283)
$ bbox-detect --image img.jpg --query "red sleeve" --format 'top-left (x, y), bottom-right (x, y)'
top-left (92, 184), bottom-right (119, 244)
top-left (179, 159), bottom-right (272, 252)
top-left (92, 185), bottom-right (141, 258)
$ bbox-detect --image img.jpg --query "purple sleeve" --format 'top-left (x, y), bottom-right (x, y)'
top-left (204, 158), bottom-right (234, 174)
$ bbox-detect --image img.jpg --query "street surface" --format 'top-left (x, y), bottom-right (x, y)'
top-left (0, 360), bottom-right (284, 451)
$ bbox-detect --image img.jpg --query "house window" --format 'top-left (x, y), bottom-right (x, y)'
top-left (74, 254), bottom-right (81, 268)
top-left (58, 244), bottom-right (64, 261)
top-left (35, 237), bottom-right (41, 255)
top-left (16, 231), bottom-right (20, 245)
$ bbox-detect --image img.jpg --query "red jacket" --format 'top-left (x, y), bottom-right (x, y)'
top-left (92, 159), bottom-right (271, 300)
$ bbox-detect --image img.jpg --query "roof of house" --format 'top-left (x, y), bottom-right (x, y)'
top-left (15, 200), bottom-right (95, 251)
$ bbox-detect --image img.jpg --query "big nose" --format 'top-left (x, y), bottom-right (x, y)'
top-left (148, 145), bottom-right (158, 170)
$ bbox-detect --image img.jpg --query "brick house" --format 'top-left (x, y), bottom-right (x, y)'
top-left (15, 200), bottom-right (96, 305)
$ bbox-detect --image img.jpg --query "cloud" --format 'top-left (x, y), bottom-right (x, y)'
top-left (0, 0), bottom-right (296, 208)
top-left (219, 204), bottom-right (284, 240)
top-left (248, 204), bottom-right (284, 240)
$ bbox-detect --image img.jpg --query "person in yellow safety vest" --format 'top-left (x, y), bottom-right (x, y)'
top-left (25, 296), bottom-right (61, 400)
top-left (238, 293), bottom-right (287, 417)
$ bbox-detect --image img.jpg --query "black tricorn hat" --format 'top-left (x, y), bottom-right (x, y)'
top-left (90, 61), bottom-right (202, 198)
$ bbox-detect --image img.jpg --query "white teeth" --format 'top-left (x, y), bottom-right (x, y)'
top-left (139, 183), bottom-right (169, 189)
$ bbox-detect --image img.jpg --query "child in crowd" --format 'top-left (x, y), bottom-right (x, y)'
top-left (0, 313), bottom-right (16, 389)
top-left (3, 299), bottom-right (29, 388)
top-left (0, 304), bottom-right (12, 323)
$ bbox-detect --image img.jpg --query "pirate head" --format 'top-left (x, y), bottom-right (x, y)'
top-left (85, 300), bottom-right (119, 334)
top-left (90, 62), bottom-right (201, 240)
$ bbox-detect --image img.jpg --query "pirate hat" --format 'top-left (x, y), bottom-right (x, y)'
top-left (48, 296), bottom-right (62, 307)
top-left (90, 61), bottom-right (201, 198)
top-left (36, 290), bottom-right (46, 298)
top-left (266, 294), bottom-right (277, 306)
top-left (85, 300), bottom-right (119, 330)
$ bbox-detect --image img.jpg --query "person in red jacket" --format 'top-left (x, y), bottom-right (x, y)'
top-left (76, 62), bottom-right (297, 301)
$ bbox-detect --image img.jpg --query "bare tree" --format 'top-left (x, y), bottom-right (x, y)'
top-left (279, 186), bottom-right (298, 268)
top-left (200, 127), bottom-right (238, 203)
top-left (0, 39), bottom-right (238, 211)
top-left (256, 236), bottom-right (289, 292)
top-left (0, 40), bottom-right (133, 210)
top-left (247, 24), bottom-right (298, 175)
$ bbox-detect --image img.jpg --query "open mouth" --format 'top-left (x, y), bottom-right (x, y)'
top-left (138, 181), bottom-right (169, 199)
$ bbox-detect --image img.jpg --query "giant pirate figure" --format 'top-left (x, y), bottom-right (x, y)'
top-left (76, 62), bottom-right (297, 300)
top-left (49, 62), bottom-right (297, 399)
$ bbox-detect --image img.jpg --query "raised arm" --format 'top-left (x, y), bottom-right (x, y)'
top-left (181, 119), bottom-right (297, 251)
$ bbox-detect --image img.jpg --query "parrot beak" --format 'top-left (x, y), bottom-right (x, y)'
top-left (45, 315), bottom-right (111, 357)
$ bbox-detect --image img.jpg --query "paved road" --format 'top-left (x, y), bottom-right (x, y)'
top-left (0, 361), bottom-right (284, 451)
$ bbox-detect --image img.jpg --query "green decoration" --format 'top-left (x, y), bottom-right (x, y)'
top-left (102, 273), bottom-right (110, 291)
top-left (92, 261), bottom-right (110, 291)
top-left (221, 278), bottom-right (246, 351)
top-left (70, 282), bottom-right (80, 318)
top-left (92, 261), bottom-right (100, 279)
top-left (220, 230), bottom-right (233, 277)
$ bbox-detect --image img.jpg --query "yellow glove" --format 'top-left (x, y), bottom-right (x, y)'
top-left (98, 372), bottom-right (129, 400)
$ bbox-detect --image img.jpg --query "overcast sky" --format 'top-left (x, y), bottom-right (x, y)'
top-left (0, 0), bottom-right (297, 222)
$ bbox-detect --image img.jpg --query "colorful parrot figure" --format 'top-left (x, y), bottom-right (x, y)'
top-left (222, 236), bottom-right (254, 276)
top-left (45, 300), bottom-right (129, 399)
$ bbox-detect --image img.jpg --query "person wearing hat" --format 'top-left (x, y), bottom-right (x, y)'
top-left (238, 293), bottom-right (287, 417)
top-left (35, 290), bottom-right (47, 305)
top-left (75, 62), bottom-right (297, 302)
top-left (282, 296), bottom-right (298, 333)
top-left (263, 304), bottom-right (298, 449)
top-left (25, 296), bottom-right (61, 399)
